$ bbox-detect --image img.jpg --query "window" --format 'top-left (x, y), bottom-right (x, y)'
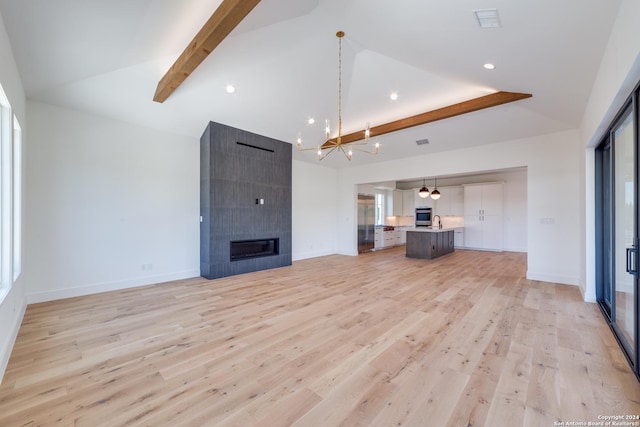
top-left (0, 83), bottom-right (22, 301)
top-left (13, 116), bottom-right (21, 281)
top-left (375, 191), bottom-right (385, 225)
top-left (0, 83), bottom-right (10, 293)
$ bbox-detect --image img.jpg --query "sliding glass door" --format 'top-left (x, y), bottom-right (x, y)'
top-left (596, 94), bottom-right (639, 379)
top-left (613, 105), bottom-right (636, 358)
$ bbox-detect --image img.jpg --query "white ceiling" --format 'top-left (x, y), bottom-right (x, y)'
top-left (0, 0), bottom-right (622, 168)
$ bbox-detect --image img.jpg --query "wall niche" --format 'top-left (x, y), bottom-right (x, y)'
top-left (200, 121), bottom-right (292, 279)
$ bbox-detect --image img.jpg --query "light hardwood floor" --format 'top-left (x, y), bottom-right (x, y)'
top-left (1, 248), bottom-right (639, 426)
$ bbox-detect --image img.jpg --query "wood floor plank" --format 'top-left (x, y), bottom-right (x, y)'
top-left (0, 248), bottom-right (639, 426)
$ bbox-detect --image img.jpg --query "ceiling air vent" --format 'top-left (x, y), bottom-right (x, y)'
top-left (473, 9), bottom-right (501, 28)
top-left (416, 138), bottom-right (430, 146)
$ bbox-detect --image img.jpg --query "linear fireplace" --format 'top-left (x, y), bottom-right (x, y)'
top-left (230, 238), bottom-right (279, 261)
top-left (200, 121), bottom-right (291, 279)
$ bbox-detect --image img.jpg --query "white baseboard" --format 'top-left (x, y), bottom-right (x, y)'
top-left (26, 270), bottom-right (200, 304)
top-left (581, 291), bottom-right (597, 303)
top-left (526, 271), bottom-right (579, 287)
top-left (292, 250), bottom-right (337, 261)
top-left (580, 284), bottom-right (597, 303)
top-left (337, 250), bottom-right (358, 257)
top-left (0, 296), bottom-right (26, 384)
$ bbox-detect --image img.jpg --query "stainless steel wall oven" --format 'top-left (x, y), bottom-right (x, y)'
top-left (415, 207), bottom-right (432, 227)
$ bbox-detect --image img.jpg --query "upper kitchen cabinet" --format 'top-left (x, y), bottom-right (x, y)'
top-left (414, 188), bottom-right (434, 209)
top-left (392, 190), bottom-right (403, 216)
top-left (402, 190), bottom-right (415, 216)
top-left (433, 186), bottom-right (463, 216)
top-left (391, 189), bottom-right (416, 216)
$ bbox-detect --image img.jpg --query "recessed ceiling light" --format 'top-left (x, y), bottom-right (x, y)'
top-left (307, 118), bottom-right (315, 125)
top-left (390, 92), bottom-right (398, 101)
top-left (225, 84), bottom-right (236, 93)
top-left (483, 63), bottom-right (496, 70)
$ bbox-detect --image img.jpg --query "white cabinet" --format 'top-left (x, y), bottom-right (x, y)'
top-left (391, 190), bottom-right (416, 216)
top-left (463, 216), bottom-right (482, 248)
top-left (397, 226), bottom-right (412, 245)
top-left (398, 229), bottom-right (406, 245)
top-left (433, 188), bottom-right (449, 215)
top-left (463, 183), bottom-right (503, 251)
top-left (479, 216), bottom-right (503, 250)
top-left (375, 227), bottom-right (409, 248)
top-left (414, 188), bottom-right (433, 209)
top-left (383, 229), bottom-right (396, 247)
top-left (433, 186), bottom-right (463, 216)
top-left (394, 229), bottom-right (403, 246)
top-left (392, 190), bottom-right (403, 217)
top-left (449, 186), bottom-right (464, 216)
top-left (480, 184), bottom-right (503, 215)
top-left (453, 228), bottom-right (464, 247)
top-left (402, 190), bottom-right (415, 216)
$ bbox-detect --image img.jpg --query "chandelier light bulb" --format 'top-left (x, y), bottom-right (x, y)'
top-left (325, 119), bottom-right (330, 138)
top-left (365, 122), bottom-right (370, 139)
top-left (225, 84), bottom-right (236, 93)
top-left (390, 92), bottom-right (398, 101)
top-left (308, 118), bottom-right (315, 125)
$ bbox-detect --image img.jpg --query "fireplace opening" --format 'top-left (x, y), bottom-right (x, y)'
top-left (230, 238), bottom-right (279, 261)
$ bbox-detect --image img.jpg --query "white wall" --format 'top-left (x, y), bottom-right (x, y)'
top-left (292, 161), bottom-right (338, 260)
top-left (336, 130), bottom-right (581, 285)
top-left (24, 102), bottom-right (338, 302)
top-left (0, 11), bottom-right (27, 382)
top-left (25, 102), bottom-right (200, 302)
top-left (581, 0), bottom-right (640, 149)
top-left (580, 0), bottom-right (640, 301)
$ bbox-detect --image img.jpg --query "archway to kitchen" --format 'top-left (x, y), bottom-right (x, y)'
top-left (356, 167), bottom-right (528, 254)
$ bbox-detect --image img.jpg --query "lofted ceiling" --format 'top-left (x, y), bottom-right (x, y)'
top-left (0, 0), bottom-right (622, 168)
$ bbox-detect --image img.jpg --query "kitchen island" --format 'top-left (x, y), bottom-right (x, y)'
top-left (406, 228), bottom-right (455, 259)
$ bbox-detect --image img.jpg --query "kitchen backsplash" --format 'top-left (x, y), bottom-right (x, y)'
top-left (440, 216), bottom-right (464, 228)
top-left (385, 216), bottom-right (415, 226)
top-left (385, 216), bottom-right (465, 228)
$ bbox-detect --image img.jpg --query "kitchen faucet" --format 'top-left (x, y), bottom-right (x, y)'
top-left (433, 215), bottom-right (442, 229)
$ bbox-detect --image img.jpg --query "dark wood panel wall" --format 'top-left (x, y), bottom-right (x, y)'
top-left (200, 121), bottom-right (292, 279)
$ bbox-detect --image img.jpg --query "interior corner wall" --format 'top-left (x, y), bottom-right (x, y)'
top-left (580, 0), bottom-right (640, 302)
top-left (292, 160), bottom-right (338, 260)
top-left (336, 129), bottom-right (582, 286)
top-left (0, 10), bottom-right (27, 383)
top-left (25, 101), bottom-right (200, 303)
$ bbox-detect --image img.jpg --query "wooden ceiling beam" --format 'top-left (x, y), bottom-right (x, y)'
top-left (153, 0), bottom-right (262, 103)
top-left (322, 91), bottom-right (532, 148)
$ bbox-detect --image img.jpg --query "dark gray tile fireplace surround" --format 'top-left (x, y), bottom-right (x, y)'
top-left (200, 121), bottom-right (292, 279)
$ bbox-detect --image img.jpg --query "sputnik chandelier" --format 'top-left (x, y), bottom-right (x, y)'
top-left (297, 31), bottom-right (380, 161)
